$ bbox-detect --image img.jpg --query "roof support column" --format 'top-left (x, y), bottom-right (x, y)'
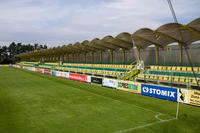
top-left (189, 45), bottom-right (192, 60)
top-left (178, 43), bottom-right (182, 64)
top-left (91, 52), bottom-right (94, 63)
top-left (110, 50), bottom-right (113, 63)
top-left (163, 47), bottom-right (166, 65)
top-left (137, 47), bottom-right (141, 60)
top-left (143, 48), bottom-right (146, 62)
top-left (122, 48), bottom-right (126, 64)
top-left (100, 50), bottom-right (103, 63)
top-left (155, 45), bottom-right (159, 64)
top-left (127, 49), bottom-right (130, 63)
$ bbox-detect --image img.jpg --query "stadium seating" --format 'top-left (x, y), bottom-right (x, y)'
top-left (18, 61), bottom-right (133, 77)
top-left (18, 61), bottom-right (40, 67)
top-left (136, 65), bottom-right (200, 86)
top-left (55, 63), bottom-right (132, 77)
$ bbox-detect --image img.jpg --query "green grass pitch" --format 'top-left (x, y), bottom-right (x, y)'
top-left (0, 67), bottom-right (199, 133)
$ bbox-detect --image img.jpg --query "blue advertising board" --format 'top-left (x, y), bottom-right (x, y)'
top-left (141, 84), bottom-right (178, 101)
top-left (52, 71), bottom-right (57, 76)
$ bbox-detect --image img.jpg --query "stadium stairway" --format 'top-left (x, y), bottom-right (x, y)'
top-left (120, 62), bottom-right (140, 80)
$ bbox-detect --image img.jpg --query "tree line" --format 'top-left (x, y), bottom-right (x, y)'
top-left (0, 42), bottom-right (47, 64)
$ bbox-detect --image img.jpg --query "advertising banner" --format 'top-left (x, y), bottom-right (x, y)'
top-left (178, 89), bottom-right (188, 104)
top-left (38, 68), bottom-right (44, 73)
top-left (16, 65), bottom-right (20, 68)
top-left (60, 72), bottom-right (67, 78)
top-left (116, 80), bottom-right (141, 93)
top-left (66, 72), bottom-right (70, 79)
top-left (28, 67), bottom-right (33, 71)
top-left (56, 71), bottom-right (62, 77)
top-left (188, 89), bottom-right (200, 106)
top-left (69, 73), bottom-right (87, 82)
top-left (32, 67), bottom-right (36, 72)
top-left (91, 77), bottom-right (102, 84)
top-left (44, 69), bottom-right (52, 75)
top-left (87, 76), bottom-right (91, 83)
top-left (52, 71), bottom-right (57, 76)
top-left (102, 78), bottom-right (116, 89)
top-left (35, 68), bottom-right (39, 72)
top-left (141, 84), bottom-right (178, 101)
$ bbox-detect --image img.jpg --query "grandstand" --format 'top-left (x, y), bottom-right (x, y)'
top-left (1, 16), bottom-right (199, 133)
top-left (16, 17), bottom-right (200, 89)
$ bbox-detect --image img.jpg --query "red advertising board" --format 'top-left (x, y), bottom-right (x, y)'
top-left (69, 73), bottom-right (87, 82)
top-left (38, 68), bottom-right (43, 73)
top-left (44, 69), bottom-right (52, 75)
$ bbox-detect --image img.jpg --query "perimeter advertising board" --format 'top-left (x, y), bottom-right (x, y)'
top-left (91, 77), bottom-right (102, 84)
top-left (44, 69), bottom-right (52, 75)
top-left (52, 71), bottom-right (57, 76)
top-left (141, 84), bottom-right (178, 102)
top-left (31, 67), bottom-right (36, 72)
top-left (69, 73), bottom-right (87, 82)
top-left (188, 89), bottom-right (200, 106)
top-left (66, 72), bottom-right (70, 79)
top-left (116, 80), bottom-right (141, 93)
top-left (56, 71), bottom-right (62, 77)
top-left (102, 78), bottom-right (116, 89)
top-left (60, 72), bottom-right (67, 78)
top-left (16, 65), bottom-right (20, 68)
top-left (37, 68), bottom-right (44, 73)
top-left (178, 89), bottom-right (188, 104)
top-left (87, 76), bottom-right (91, 83)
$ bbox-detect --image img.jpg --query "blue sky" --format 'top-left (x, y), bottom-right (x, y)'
top-left (0, 0), bottom-right (199, 47)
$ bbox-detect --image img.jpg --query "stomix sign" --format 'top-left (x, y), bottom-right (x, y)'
top-left (141, 84), bottom-right (178, 101)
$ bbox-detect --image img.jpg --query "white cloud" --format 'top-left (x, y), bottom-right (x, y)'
top-left (0, 0), bottom-right (199, 47)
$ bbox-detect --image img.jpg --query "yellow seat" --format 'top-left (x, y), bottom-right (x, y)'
top-left (144, 75), bottom-right (150, 79)
top-left (154, 66), bottom-right (158, 70)
top-left (182, 67), bottom-right (187, 72)
top-left (172, 66), bottom-right (176, 71)
top-left (163, 76), bottom-right (168, 81)
top-left (158, 76), bottom-right (163, 80)
top-left (193, 67), bottom-right (199, 72)
top-left (176, 67), bottom-right (181, 71)
top-left (191, 78), bottom-right (197, 85)
top-left (173, 77), bottom-right (179, 82)
top-left (150, 66), bottom-right (154, 70)
top-left (187, 67), bottom-right (192, 72)
top-left (162, 66), bottom-right (167, 70)
top-left (179, 77), bottom-right (185, 83)
top-left (158, 66), bottom-right (162, 71)
top-left (167, 66), bottom-right (172, 71)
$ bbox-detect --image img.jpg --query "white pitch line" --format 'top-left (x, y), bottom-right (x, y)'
top-left (114, 117), bottom-right (176, 133)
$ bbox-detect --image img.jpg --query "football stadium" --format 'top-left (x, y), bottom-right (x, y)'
top-left (0, 1), bottom-right (200, 133)
top-left (0, 17), bottom-right (199, 133)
